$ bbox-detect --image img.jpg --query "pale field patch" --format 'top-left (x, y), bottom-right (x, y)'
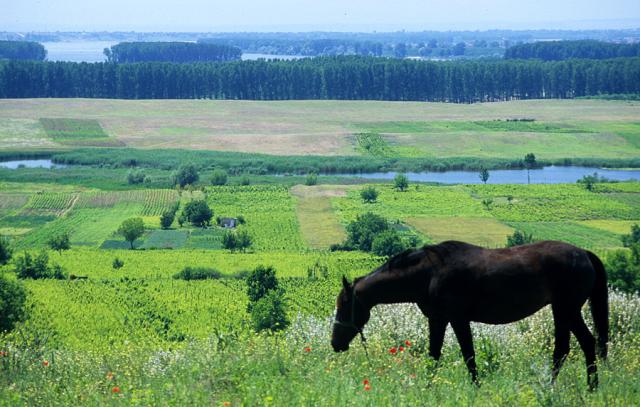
top-left (406, 216), bottom-right (515, 248)
top-left (577, 219), bottom-right (639, 235)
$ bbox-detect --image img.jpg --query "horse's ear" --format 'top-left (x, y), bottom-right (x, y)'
top-left (342, 275), bottom-right (350, 291)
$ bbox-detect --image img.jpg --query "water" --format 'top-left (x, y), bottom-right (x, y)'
top-left (242, 53), bottom-right (307, 61)
top-left (336, 166), bottom-right (640, 184)
top-left (43, 41), bottom-right (116, 63)
top-left (0, 159), bottom-right (66, 169)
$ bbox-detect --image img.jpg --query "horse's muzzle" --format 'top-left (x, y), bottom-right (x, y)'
top-left (331, 340), bottom-right (349, 353)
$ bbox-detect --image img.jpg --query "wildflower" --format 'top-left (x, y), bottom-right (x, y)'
top-left (364, 384), bottom-right (371, 391)
top-left (106, 372), bottom-right (114, 380)
top-left (112, 386), bottom-right (121, 394)
top-left (404, 340), bottom-right (411, 347)
top-left (223, 402), bottom-right (231, 406)
top-left (42, 360), bottom-right (49, 367)
top-left (389, 347), bottom-right (397, 355)
top-left (304, 347), bottom-right (311, 352)
top-left (363, 379), bottom-right (369, 385)
top-left (399, 346), bottom-right (405, 352)
top-left (0, 351), bottom-right (7, 357)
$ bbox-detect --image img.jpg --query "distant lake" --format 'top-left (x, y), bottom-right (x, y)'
top-left (43, 41), bottom-right (116, 62)
top-left (337, 166), bottom-right (640, 184)
top-left (41, 41), bottom-right (306, 63)
top-left (0, 159), bottom-right (66, 169)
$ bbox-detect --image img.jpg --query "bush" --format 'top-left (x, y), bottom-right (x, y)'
top-left (223, 230), bottom-right (252, 252)
top-left (246, 265), bottom-right (278, 311)
top-left (345, 212), bottom-right (389, 251)
top-left (605, 247), bottom-right (640, 293)
top-left (240, 175), bottom-right (251, 186)
top-left (48, 232), bottom-right (70, 254)
top-left (173, 267), bottom-right (223, 281)
top-left (622, 224), bottom-right (640, 247)
top-left (183, 200), bottom-right (213, 227)
top-left (210, 169), bottom-right (228, 186)
top-left (0, 274), bottom-right (27, 333)
top-left (112, 257), bottom-right (124, 269)
top-left (0, 235), bottom-right (12, 265)
top-left (372, 229), bottom-right (408, 257)
top-left (305, 172), bottom-right (318, 186)
top-left (361, 186), bottom-right (379, 203)
top-left (160, 210), bottom-right (176, 229)
top-left (250, 290), bottom-right (289, 333)
top-left (14, 251), bottom-right (67, 280)
top-left (394, 173), bottom-right (409, 191)
top-left (126, 170), bottom-right (145, 185)
top-left (173, 163), bottom-right (199, 187)
top-left (506, 230), bottom-right (535, 247)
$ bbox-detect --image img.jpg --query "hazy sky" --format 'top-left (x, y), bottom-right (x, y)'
top-left (3, 0), bottom-right (640, 31)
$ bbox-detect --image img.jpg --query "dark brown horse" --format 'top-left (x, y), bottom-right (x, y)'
top-left (332, 240), bottom-right (609, 389)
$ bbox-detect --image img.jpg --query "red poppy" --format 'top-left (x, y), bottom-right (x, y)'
top-left (304, 347), bottom-right (311, 352)
top-left (112, 386), bottom-right (121, 394)
top-left (399, 346), bottom-right (405, 352)
top-left (364, 384), bottom-right (371, 391)
top-left (363, 379), bottom-right (369, 385)
top-left (42, 360), bottom-right (49, 367)
top-left (404, 340), bottom-right (411, 347)
top-left (389, 347), bottom-right (397, 355)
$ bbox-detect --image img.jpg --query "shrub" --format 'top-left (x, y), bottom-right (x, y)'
top-left (173, 163), bottom-right (199, 187)
top-left (0, 235), bottom-right (12, 265)
top-left (622, 224), bottom-right (640, 247)
top-left (112, 257), bottom-right (124, 269)
top-left (307, 259), bottom-right (329, 280)
top-left (14, 251), bottom-right (67, 280)
top-left (246, 265), bottom-right (278, 311)
top-left (305, 172), bottom-right (318, 186)
top-left (345, 212), bottom-right (389, 251)
top-left (240, 175), bottom-right (251, 186)
top-left (0, 274), bottom-right (27, 333)
top-left (173, 267), bottom-right (223, 281)
top-left (506, 230), bottom-right (535, 247)
top-left (372, 229), bottom-right (408, 257)
top-left (183, 200), bottom-right (213, 227)
top-left (605, 248), bottom-right (640, 293)
top-left (160, 210), bottom-right (176, 229)
top-left (126, 170), bottom-right (145, 185)
top-left (482, 198), bottom-right (494, 210)
top-left (394, 173), bottom-right (409, 191)
top-left (223, 230), bottom-right (252, 252)
top-left (250, 290), bottom-right (289, 333)
top-left (210, 169), bottom-right (228, 186)
top-left (361, 186), bottom-right (379, 203)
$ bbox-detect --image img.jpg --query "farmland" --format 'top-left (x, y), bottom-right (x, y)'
top-left (1, 99), bottom-right (640, 405)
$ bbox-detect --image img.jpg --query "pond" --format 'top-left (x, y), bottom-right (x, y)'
top-left (0, 159), bottom-right (67, 169)
top-left (336, 166), bottom-right (640, 184)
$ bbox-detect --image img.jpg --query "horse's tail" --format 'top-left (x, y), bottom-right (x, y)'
top-left (587, 250), bottom-right (609, 360)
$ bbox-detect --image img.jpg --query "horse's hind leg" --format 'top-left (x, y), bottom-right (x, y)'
top-left (570, 313), bottom-right (598, 390)
top-left (428, 317), bottom-right (447, 361)
top-left (451, 320), bottom-right (478, 384)
top-left (551, 305), bottom-right (571, 383)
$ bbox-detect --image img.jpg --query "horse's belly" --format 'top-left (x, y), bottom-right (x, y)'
top-left (470, 282), bottom-right (551, 324)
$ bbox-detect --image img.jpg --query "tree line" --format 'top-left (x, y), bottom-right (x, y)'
top-left (104, 42), bottom-right (242, 63)
top-left (1, 56), bottom-right (639, 102)
top-left (0, 40), bottom-right (46, 61)
top-left (505, 40), bottom-right (640, 61)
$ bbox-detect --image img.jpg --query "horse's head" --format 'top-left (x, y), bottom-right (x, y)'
top-left (331, 276), bottom-right (370, 352)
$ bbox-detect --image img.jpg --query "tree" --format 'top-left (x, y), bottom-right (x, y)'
top-left (506, 230), bottom-right (535, 247)
top-left (605, 249), bottom-right (640, 293)
top-left (305, 172), bottom-right (318, 186)
top-left (345, 212), bottom-right (389, 252)
top-left (236, 230), bottom-right (252, 252)
top-left (222, 231), bottom-right (238, 252)
top-left (250, 290), bottom-right (289, 333)
top-left (183, 200), bottom-right (213, 227)
top-left (479, 168), bottom-right (490, 184)
top-left (524, 153), bottom-right (536, 184)
top-left (246, 265), bottom-right (279, 311)
top-left (126, 170), bottom-right (145, 185)
top-left (118, 217), bottom-right (145, 249)
top-left (48, 233), bottom-right (71, 255)
top-left (0, 274), bottom-right (27, 333)
top-left (622, 224), bottom-right (640, 247)
top-left (160, 210), bottom-right (176, 229)
top-left (452, 42), bottom-right (466, 56)
top-left (14, 250), bottom-right (66, 280)
top-left (372, 230), bottom-right (408, 257)
top-left (394, 173), bottom-right (409, 191)
top-left (361, 186), bottom-right (379, 203)
top-left (173, 163), bottom-right (199, 187)
top-left (240, 175), bottom-right (251, 186)
top-left (210, 169), bottom-right (228, 186)
top-left (0, 235), bottom-right (12, 265)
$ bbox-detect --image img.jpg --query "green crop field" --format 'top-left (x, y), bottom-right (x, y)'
top-left (1, 99), bottom-right (640, 405)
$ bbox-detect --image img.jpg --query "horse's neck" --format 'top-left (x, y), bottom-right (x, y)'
top-left (355, 269), bottom-right (425, 307)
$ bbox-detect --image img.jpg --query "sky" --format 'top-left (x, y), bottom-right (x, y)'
top-left (2, 0), bottom-right (640, 32)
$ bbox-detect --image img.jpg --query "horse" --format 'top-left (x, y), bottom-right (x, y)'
top-left (331, 240), bottom-right (608, 389)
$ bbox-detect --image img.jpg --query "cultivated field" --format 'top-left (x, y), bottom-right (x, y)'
top-left (1, 99), bottom-right (639, 159)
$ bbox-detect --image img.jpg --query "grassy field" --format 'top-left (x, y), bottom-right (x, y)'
top-left (1, 99), bottom-right (639, 160)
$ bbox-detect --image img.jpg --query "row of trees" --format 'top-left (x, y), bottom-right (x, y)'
top-left (505, 40), bottom-right (640, 61)
top-left (0, 40), bottom-right (46, 61)
top-left (104, 42), bottom-right (242, 63)
top-left (2, 56), bottom-right (639, 101)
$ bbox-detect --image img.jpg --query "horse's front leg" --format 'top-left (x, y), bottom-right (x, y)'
top-left (428, 317), bottom-right (448, 361)
top-left (451, 320), bottom-right (478, 384)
